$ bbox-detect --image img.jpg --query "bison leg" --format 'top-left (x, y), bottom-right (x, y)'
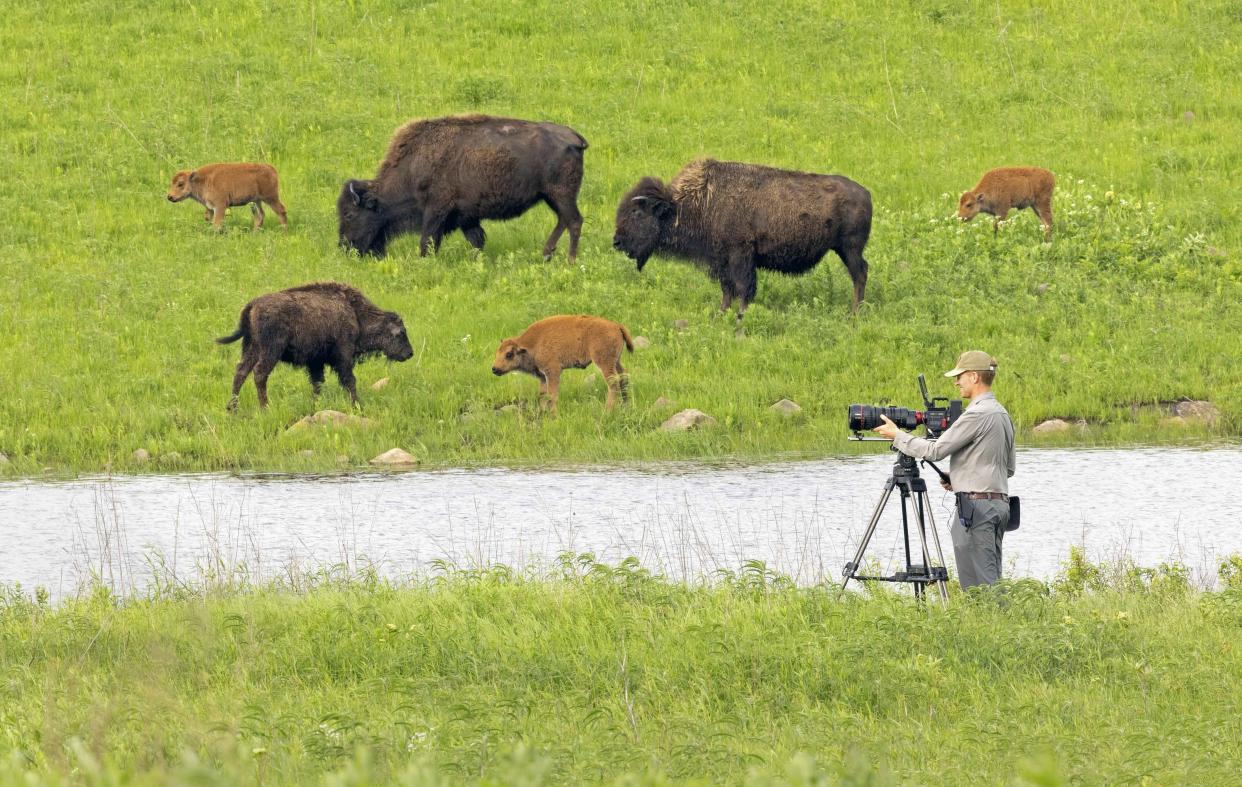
top-left (542, 194), bottom-right (583, 263)
top-left (992, 208), bottom-right (1010, 236)
top-left (307, 363), bottom-right (326, 399)
top-left (719, 280), bottom-right (735, 314)
top-left (267, 198), bottom-right (289, 230)
top-left (251, 202), bottom-right (265, 229)
top-left (837, 243), bottom-right (870, 314)
top-left (726, 251), bottom-right (758, 323)
top-left (419, 210), bottom-right (449, 256)
top-left (331, 360), bottom-right (360, 408)
top-left (1034, 199), bottom-right (1053, 241)
top-left (541, 367), bottom-right (561, 414)
top-left (204, 208), bottom-right (213, 223)
top-left (228, 350), bottom-right (259, 411)
top-left (211, 204), bottom-right (227, 231)
top-left (461, 221), bottom-right (486, 251)
top-left (251, 355), bottom-right (279, 409)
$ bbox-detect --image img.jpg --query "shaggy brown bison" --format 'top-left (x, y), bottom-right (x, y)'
top-left (337, 114), bottom-right (587, 261)
top-left (167, 163), bottom-right (288, 230)
top-left (613, 159), bottom-right (872, 319)
top-left (216, 282), bottom-right (412, 410)
top-left (491, 315), bottom-right (633, 413)
top-left (958, 166), bottom-right (1055, 241)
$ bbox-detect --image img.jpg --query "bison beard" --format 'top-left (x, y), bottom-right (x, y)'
top-left (337, 114), bottom-right (587, 261)
top-left (217, 282), bottom-right (413, 410)
top-left (613, 159), bottom-right (872, 319)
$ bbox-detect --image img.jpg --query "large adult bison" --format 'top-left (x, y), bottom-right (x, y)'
top-left (613, 159), bottom-right (872, 319)
top-left (216, 282), bottom-right (413, 410)
top-left (338, 114), bottom-right (588, 261)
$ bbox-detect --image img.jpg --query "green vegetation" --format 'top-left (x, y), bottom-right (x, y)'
top-left (2, 554), bottom-right (1241, 785)
top-left (1, 0), bottom-right (1239, 476)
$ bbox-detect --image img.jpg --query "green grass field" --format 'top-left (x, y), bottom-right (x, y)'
top-left (1, 0), bottom-right (1239, 475)
top-left (3, 555), bottom-right (1242, 785)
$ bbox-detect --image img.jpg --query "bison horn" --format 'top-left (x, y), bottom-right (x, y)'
top-left (631, 196), bottom-right (650, 205)
top-left (348, 181), bottom-right (361, 205)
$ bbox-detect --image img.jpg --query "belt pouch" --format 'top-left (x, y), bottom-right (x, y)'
top-left (1006, 496), bottom-right (1021, 531)
top-left (955, 492), bottom-right (976, 530)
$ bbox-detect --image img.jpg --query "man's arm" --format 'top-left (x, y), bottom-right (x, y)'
top-left (890, 407), bottom-right (981, 462)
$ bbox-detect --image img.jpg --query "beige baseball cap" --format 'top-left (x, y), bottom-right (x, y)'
top-left (944, 350), bottom-right (998, 377)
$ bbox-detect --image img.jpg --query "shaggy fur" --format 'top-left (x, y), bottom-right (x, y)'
top-left (612, 158), bottom-right (873, 318)
top-left (491, 315), bottom-right (634, 413)
top-left (216, 282), bottom-right (413, 410)
top-left (337, 114), bottom-right (588, 261)
top-left (167, 163), bottom-right (288, 230)
top-left (958, 167), bottom-right (1055, 240)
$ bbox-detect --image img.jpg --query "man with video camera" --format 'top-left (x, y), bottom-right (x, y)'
top-left (872, 351), bottom-right (1016, 589)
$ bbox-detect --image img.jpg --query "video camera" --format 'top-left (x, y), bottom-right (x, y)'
top-left (848, 375), bottom-right (963, 441)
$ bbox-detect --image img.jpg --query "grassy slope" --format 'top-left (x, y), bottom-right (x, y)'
top-left (0, 0), bottom-right (1239, 474)
top-left (2, 562), bottom-right (1241, 785)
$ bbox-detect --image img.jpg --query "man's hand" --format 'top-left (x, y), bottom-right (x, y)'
top-left (940, 479), bottom-right (954, 492)
top-left (873, 414), bottom-right (900, 441)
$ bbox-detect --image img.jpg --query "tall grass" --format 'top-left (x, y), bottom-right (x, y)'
top-left (0, 0), bottom-right (1238, 476)
top-left (2, 553), bottom-right (1241, 785)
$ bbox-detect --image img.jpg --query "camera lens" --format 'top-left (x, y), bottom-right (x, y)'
top-left (847, 404), bottom-right (922, 431)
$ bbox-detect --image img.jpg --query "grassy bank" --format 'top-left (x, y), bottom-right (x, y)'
top-left (1, 0), bottom-right (1239, 476)
top-left (2, 555), bottom-right (1241, 784)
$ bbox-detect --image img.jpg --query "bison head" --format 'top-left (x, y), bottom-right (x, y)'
top-left (613, 177), bottom-right (675, 271)
top-left (167, 170), bottom-right (195, 202)
top-left (491, 339), bottom-right (532, 377)
top-left (957, 190), bottom-right (984, 222)
top-left (337, 180), bottom-right (390, 256)
top-left (359, 310), bottom-right (414, 362)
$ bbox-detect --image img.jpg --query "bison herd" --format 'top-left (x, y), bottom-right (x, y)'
top-left (169, 113), bottom-right (1055, 412)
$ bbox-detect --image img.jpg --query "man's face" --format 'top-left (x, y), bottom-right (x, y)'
top-left (954, 371), bottom-right (981, 399)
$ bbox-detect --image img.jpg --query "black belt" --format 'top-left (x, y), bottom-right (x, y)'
top-left (965, 492), bottom-right (1008, 501)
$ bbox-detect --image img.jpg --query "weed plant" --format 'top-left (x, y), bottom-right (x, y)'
top-left (1, 552), bottom-right (1241, 784)
top-left (0, 0), bottom-right (1239, 476)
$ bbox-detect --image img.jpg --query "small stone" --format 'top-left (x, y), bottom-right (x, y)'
top-left (499, 404), bottom-right (521, 413)
top-left (672, 319), bottom-right (690, 332)
top-left (1034, 283), bottom-right (1050, 295)
top-left (1059, 354), bottom-right (1072, 364)
top-left (370, 448), bottom-right (419, 467)
top-left (1205, 246), bottom-right (1225, 258)
top-left (287, 409), bottom-right (373, 433)
top-left (336, 455), bottom-right (351, 464)
top-left (299, 450), bottom-right (315, 458)
top-left (632, 335), bottom-right (652, 350)
top-left (1182, 110), bottom-right (1195, 122)
top-left (132, 448), bottom-right (150, 463)
top-left (769, 398), bottom-right (802, 415)
top-left (371, 377), bottom-right (390, 391)
top-left (1171, 400), bottom-right (1219, 424)
top-left (651, 396), bottom-right (677, 409)
top-left (161, 452), bottom-right (183, 464)
top-left (0, 452), bottom-right (9, 465)
top-left (660, 409), bottom-right (718, 432)
top-left (1032, 419), bottom-right (1071, 434)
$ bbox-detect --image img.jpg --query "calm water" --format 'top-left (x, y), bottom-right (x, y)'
top-left (2, 448), bottom-right (1239, 598)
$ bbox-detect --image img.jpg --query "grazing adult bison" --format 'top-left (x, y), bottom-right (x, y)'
top-left (613, 158), bottom-right (873, 319)
top-left (958, 166), bottom-right (1055, 241)
top-left (167, 163), bottom-right (288, 230)
top-left (337, 114), bottom-right (588, 261)
top-left (216, 282), bottom-right (413, 411)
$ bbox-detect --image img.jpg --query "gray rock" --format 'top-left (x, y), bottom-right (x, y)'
top-left (1032, 419), bottom-right (1071, 434)
top-left (1182, 110), bottom-right (1195, 122)
top-left (1034, 283), bottom-right (1050, 295)
top-left (660, 409), bottom-right (718, 432)
top-left (769, 399), bottom-right (802, 415)
top-left (132, 448), bottom-right (150, 463)
top-left (651, 396), bottom-right (677, 409)
top-left (632, 335), bottom-right (652, 350)
top-left (370, 448), bottom-right (419, 467)
top-left (287, 410), bottom-right (374, 433)
top-left (499, 404), bottom-right (522, 413)
top-left (1171, 400), bottom-right (1219, 424)
top-left (672, 319), bottom-right (690, 332)
top-left (371, 377), bottom-right (390, 390)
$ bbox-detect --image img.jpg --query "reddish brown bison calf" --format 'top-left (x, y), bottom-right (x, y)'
top-left (491, 315), bottom-right (633, 413)
top-left (957, 167), bottom-right (1054, 241)
top-left (167, 163), bottom-right (288, 230)
top-left (217, 282), bottom-right (412, 410)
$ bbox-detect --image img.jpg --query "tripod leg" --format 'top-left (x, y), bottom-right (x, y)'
top-left (842, 479), bottom-right (897, 591)
top-left (918, 491), bottom-right (950, 602)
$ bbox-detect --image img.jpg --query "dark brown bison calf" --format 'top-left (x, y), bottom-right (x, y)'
top-left (957, 167), bottom-right (1054, 241)
top-left (491, 315), bottom-right (633, 413)
top-left (168, 163), bottom-right (288, 230)
top-left (216, 282), bottom-right (412, 410)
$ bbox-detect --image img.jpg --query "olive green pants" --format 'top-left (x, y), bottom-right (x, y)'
top-left (951, 498), bottom-right (1010, 590)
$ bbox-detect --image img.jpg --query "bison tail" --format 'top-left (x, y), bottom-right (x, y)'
top-left (215, 306), bottom-right (250, 345)
top-left (620, 325), bottom-right (634, 353)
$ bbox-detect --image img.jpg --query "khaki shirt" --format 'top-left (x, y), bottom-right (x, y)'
top-left (891, 391), bottom-right (1015, 494)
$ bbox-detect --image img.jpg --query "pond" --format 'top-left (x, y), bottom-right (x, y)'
top-left (2, 447), bottom-right (1239, 599)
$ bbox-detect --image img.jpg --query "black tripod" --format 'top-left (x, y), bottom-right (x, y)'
top-left (842, 450), bottom-right (950, 602)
